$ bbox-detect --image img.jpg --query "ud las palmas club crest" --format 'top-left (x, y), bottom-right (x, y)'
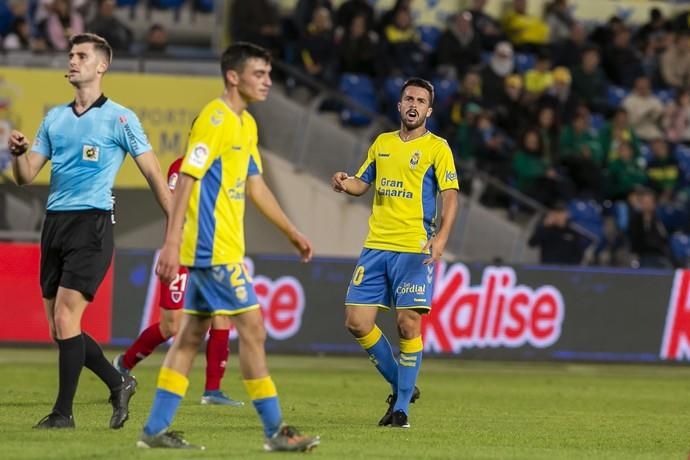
top-left (410, 150), bottom-right (421, 169)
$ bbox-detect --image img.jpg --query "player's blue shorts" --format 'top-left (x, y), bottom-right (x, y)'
top-left (345, 248), bottom-right (433, 312)
top-left (184, 263), bottom-right (260, 316)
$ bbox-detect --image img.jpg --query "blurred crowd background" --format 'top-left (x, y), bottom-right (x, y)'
top-left (4, 0), bottom-right (690, 268)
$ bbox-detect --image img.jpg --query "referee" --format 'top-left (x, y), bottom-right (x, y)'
top-left (8, 33), bottom-right (171, 429)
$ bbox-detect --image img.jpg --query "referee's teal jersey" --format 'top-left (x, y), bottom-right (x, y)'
top-left (31, 95), bottom-right (152, 211)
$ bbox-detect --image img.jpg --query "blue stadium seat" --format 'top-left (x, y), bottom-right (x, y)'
top-left (193, 0), bottom-right (214, 13)
top-left (639, 142), bottom-right (653, 163)
top-left (607, 85), bottom-right (628, 109)
top-left (514, 53), bottom-right (536, 73)
top-left (116, 0), bottom-right (139, 6)
top-left (613, 200), bottom-right (629, 232)
top-left (383, 76), bottom-right (405, 123)
top-left (567, 199), bottom-right (605, 249)
top-left (671, 233), bottom-right (690, 266)
top-left (658, 205), bottom-right (689, 234)
top-left (339, 74), bottom-right (377, 126)
top-left (149, 0), bottom-right (185, 8)
top-left (655, 88), bottom-right (675, 104)
top-left (417, 25), bottom-right (442, 50)
top-left (430, 78), bottom-right (458, 107)
top-left (590, 112), bottom-right (605, 132)
top-left (674, 144), bottom-right (690, 185)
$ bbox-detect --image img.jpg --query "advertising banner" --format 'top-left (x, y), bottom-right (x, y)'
top-left (0, 242), bottom-right (113, 343)
top-left (0, 67), bottom-right (221, 187)
top-left (110, 249), bottom-right (688, 363)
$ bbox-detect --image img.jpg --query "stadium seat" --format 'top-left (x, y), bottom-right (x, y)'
top-left (607, 85), bottom-right (628, 109)
top-left (430, 77), bottom-right (458, 107)
top-left (655, 88), bottom-right (675, 104)
top-left (671, 233), bottom-right (690, 267)
top-left (383, 76), bottom-right (405, 123)
top-left (116, 0), bottom-right (139, 6)
top-left (639, 142), bottom-right (653, 163)
top-left (514, 53), bottom-right (536, 73)
top-left (674, 144), bottom-right (690, 185)
top-left (417, 25), bottom-right (442, 50)
top-left (339, 73), bottom-right (377, 126)
top-left (567, 199), bottom-right (606, 249)
top-left (590, 112), bottom-right (605, 132)
top-left (149, 0), bottom-right (185, 8)
top-left (193, 0), bottom-right (214, 13)
top-left (658, 204), bottom-right (689, 234)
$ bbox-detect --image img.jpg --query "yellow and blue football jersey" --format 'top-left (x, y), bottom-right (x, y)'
top-left (179, 98), bottom-right (262, 267)
top-left (355, 130), bottom-right (459, 254)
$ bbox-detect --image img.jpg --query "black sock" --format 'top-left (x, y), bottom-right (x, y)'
top-left (82, 333), bottom-right (124, 392)
top-left (53, 334), bottom-right (85, 417)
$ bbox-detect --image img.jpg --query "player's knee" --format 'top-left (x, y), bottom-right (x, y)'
top-left (397, 314), bottom-right (421, 339)
top-left (160, 318), bottom-right (179, 338)
top-left (344, 315), bottom-right (372, 337)
top-left (53, 307), bottom-right (76, 338)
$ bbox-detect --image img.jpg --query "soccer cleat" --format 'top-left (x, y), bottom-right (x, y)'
top-left (136, 430), bottom-right (206, 450)
top-left (390, 410), bottom-right (410, 428)
top-left (263, 425), bottom-right (320, 452)
top-left (111, 353), bottom-right (130, 376)
top-left (378, 386), bottom-right (420, 426)
top-left (200, 390), bottom-right (244, 407)
top-left (33, 411), bottom-right (75, 429)
top-left (108, 374), bottom-right (137, 429)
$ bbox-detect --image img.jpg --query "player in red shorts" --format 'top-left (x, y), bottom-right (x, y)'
top-left (113, 157), bottom-right (242, 406)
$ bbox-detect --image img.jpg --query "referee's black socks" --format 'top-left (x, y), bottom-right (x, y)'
top-left (82, 333), bottom-right (125, 392)
top-left (53, 334), bottom-right (85, 417)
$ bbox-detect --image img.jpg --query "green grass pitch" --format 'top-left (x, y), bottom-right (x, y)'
top-left (1, 348), bottom-right (689, 459)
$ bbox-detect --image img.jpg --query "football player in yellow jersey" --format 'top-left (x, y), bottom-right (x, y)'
top-left (137, 43), bottom-right (319, 452)
top-left (331, 78), bottom-right (459, 429)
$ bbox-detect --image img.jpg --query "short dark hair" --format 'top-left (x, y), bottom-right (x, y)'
top-left (400, 78), bottom-right (434, 105)
top-left (69, 33), bottom-right (112, 63)
top-left (221, 42), bottom-right (271, 83)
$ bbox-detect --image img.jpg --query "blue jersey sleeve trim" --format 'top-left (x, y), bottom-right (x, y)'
top-left (247, 155), bottom-right (260, 176)
top-left (357, 162), bottom-right (376, 184)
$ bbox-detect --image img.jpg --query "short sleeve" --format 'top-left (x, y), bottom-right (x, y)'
top-left (180, 105), bottom-right (225, 180)
top-left (114, 110), bottom-right (152, 157)
top-left (434, 140), bottom-right (459, 191)
top-left (246, 116), bottom-right (262, 176)
top-left (354, 137), bottom-right (378, 184)
top-left (31, 116), bottom-right (52, 158)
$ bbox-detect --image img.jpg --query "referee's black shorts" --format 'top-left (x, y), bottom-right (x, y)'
top-left (40, 210), bottom-right (114, 302)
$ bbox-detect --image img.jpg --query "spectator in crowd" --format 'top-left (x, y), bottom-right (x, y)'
top-left (230, 0), bottom-right (282, 57)
top-left (4, 16), bottom-right (31, 50)
top-left (376, 0), bottom-right (410, 34)
top-left (544, 0), bottom-right (574, 44)
top-left (473, 110), bottom-right (514, 185)
top-left (646, 138), bottom-right (679, 201)
top-left (636, 7), bottom-right (670, 48)
top-left (622, 76), bottom-right (664, 142)
top-left (335, 0), bottom-right (374, 32)
top-left (528, 202), bottom-right (588, 264)
top-left (606, 142), bottom-right (648, 201)
top-left (454, 102), bottom-right (482, 163)
top-left (495, 73), bottom-right (529, 140)
top-left (44, 0), bottom-right (85, 51)
top-left (337, 13), bottom-right (379, 76)
top-left (536, 105), bottom-right (560, 165)
top-left (600, 108), bottom-right (642, 162)
top-left (660, 31), bottom-right (690, 90)
top-left (86, 0), bottom-right (132, 53)
top-left (436, 11), bottom-right (482, 80)
top-left (540, 66), bottom-right (578, 124)
top-left (551, 21), bottom-right (588, 69)
top-left (589, 15), bottom-right (624, 51)
top-left (559, 108), bottom-right (603, 197)
top-left (501, 0), bottom-right (549, 52)
top-left (480, 41), bottom-right (514, 108)
top-left (524, 51), bottom-right (553, 100)
top-left (571, 45), bottom-right (608, 114)
top-left (292, 0), bottom-right (333, 36)
top-left (628, 187), bottom-right (672, 268)
top-left (602, 27), bottom-right (644, 88)
top-left (382, 7), bottom-right (423, 76)
top-left (513, 128), bottom-right (570, 205)
top-left (664, 89), bottom-right (690, 145)
top-left (468, 0), bottom-right (504, 51)
top-left (299, 6), bottom-right (336, 83)
top-left (143, 23), bottom-right (168, 56)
